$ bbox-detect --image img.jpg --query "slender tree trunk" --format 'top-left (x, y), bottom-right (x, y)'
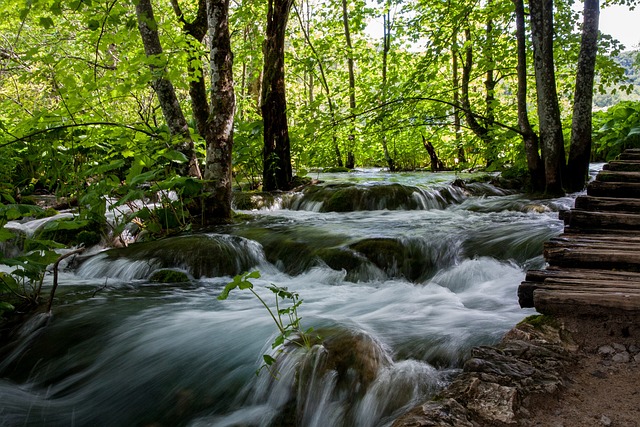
top-left (262, 0), bottom-right (294, 191)
top-left (422, 135), bottom-right (445, 172)
top-left (381, 9), bottom-right (395, 171)
top-left (567, 0), bottom-right (599, 192)
top-left (171, 0), bottom-right (234, 219)
top-left (293, 2), bottom-right (342, 166)
top-left (203, 0), bottom-right (235, 218)
top-left (529, 0), bottom-right (565, 194)
top-left (342, 0), bottom-right (356, 169)
top-left (135, 0), bottom-right (201, 178)
top-left (514, 0), bottom-right (544, 191)
top-left (451, 31), bottom-right (465, 163)
top-left (461, 28), bottom-right (492, 163)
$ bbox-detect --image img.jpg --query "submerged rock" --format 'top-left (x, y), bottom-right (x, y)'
top-left (148, 269), bottom-right (191, 283)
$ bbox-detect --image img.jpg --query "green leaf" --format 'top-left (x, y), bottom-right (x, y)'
top-left (162, 150), bottom-right (188, 163)
top-left (0, 228), bottom-right (16, 242)
top-left (263, 354), bottom-right (276, 366)
top-left (0, 301), bottom-right (15, 313)
top-left (39, 17), bottom-right (55, 29)
top-left (128, 169), bottom-right (160, 186)
top-left (0, 272), bottom-right (18, 291)
top-left (87, 19), bottom-right (100, 31)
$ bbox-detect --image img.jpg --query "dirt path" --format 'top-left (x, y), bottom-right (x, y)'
top-left (523, 315), bottom-right (640, 427)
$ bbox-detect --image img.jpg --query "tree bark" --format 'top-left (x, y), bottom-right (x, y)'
top-left (567, 0), bottom-right (600, 192)
top-left (342, 0), bottom-right (357, 169)
top-left (529, 0), bottom-right (565, 194)
top-left (514, 0), bottom-right (544, 191)
top-left (381, 9), bottom-right (395, 171)
top-left (451, 30), bottom-right (465, 163)
top-left (170, 0), bottom-right (234, 220)
top-left (134, 0), bottom-right (201, 178)
top-left (202, 0), bottom-right (235, 218)
top-left (422, 135), bottom-right (445, 172)
top-left (461, 28), bottom-right (493, 164)
top-left (262, 0), bottom-right (294, 191)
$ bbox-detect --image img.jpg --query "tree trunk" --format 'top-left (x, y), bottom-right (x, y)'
top-left (514, 0), bottom-right (544, 191)
top-left (342, 0), bottom-right (357, 169)
top-left (262, 0), bottom-right (294, 191)
top-left (381, 9), bottom-right (395, 171)
top-left (451, 30), bottom-right (465, 163)
top-left (422, 135), bottom-right (445, 172)
top-left (170, 0), bottom-right (234, 220)
top-left (461, 28), bottom-right (492, 162)
top-left (567, 0), bottom-right (600, 192)
top-left (202, 0), bottom-right (235, 219)
top-left (529, 0), bottom-right (566, 194)
top-left (134, 0), bottom-right (201, 179)
top-left (292, 2), bottom-right (342, 166)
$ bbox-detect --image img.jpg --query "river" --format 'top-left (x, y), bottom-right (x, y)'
top-left (0, 169), bottom-right (584, 426)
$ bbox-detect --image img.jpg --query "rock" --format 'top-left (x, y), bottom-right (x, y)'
top-left (634, 353), bottom-right (640, 363)
top-left (612, 343), bottom-right (626, 352)
top-left (394, 319), bottom-right (573, 426)
top-left (600, 414), bottom-right (612, 426)
top-left (612, 351), bottom-right (630, 363)
top-left (629, 344), bottom-right (639, 353)
top-left (148, 269), bottom-right (191, 283)
top-left (598, 345), bottom-right (615, 355)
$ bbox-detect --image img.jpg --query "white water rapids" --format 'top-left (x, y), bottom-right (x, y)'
top-left (0, 169), bottom-right (591, 426)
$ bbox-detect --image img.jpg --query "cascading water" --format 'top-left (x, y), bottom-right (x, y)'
top-left (0, 169), bottom-right (589, 427)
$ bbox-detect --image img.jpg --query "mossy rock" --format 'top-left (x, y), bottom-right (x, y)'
top-left (323, 167), bottom-right (352, 173)
top-left (232, 192), bottom-right (278, 210)
top-left (148, 269), bottom-right (191, 283)
top-left (103, 234), bottom-right (260, 278)
top-left (298, 183), bottom-right (420, 212)
top-left (518, 314), bottom-right (558, 330)
top-left (349, 237), bottom-right (436, 282)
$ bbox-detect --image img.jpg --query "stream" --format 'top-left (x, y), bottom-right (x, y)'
top-left (0, 169), bottom-right (586, 426)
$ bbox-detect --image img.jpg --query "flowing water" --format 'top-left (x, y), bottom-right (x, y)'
top-left (0, 169), bottom-right (587, 427)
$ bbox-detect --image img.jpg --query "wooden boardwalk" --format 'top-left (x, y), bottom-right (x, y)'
top-left (518, 149), bottom-right (640, 315)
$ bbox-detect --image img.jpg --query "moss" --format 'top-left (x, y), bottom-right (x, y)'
top-left (148, 269), bottom-right (190, 283)
top-left (518, 314), bottom-right (558, 329)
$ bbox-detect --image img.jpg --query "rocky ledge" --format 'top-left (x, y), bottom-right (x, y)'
top-left (393, 315), bottom-right (575, 427)
top-left (394, 313), bottom-right (640, 427)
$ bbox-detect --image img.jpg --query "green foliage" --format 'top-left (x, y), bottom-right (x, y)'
top-left (218, 271), bottom-right (316, 376)
top-left (0, 203), bottom-right (63, 314)
top-left (593, 101), bottom-right (640, 161)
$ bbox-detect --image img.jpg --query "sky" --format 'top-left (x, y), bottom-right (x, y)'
top-left (597, 4), bottom-right (639, 50)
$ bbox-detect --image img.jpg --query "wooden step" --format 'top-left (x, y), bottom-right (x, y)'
top-left (519, 276), bottom-right (640, 308)
top-left (587, 180), bottom-right (640, 198)
top-left (619, 151), bottom-right (640, 161)
top-left (596, 171), bottom-right (640, 183)
top-left (533, 289), bottom-right (640, 315)
top-left (525, 267), bottom-right (640, 283)
top-left (544, 245), bottom-right (640, 271)
top-left (563, 209), bottom-right (640, 230)
top-left (603, 160), bottom-right (640, 172)
top-left (574, 195), bottom-right (640, 212)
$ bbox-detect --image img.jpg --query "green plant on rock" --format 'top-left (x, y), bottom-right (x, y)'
top-left (218, 271), bottom-right (316, 376)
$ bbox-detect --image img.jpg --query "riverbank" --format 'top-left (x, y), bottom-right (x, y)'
top-left (393, 312), bottom-right (640, 426)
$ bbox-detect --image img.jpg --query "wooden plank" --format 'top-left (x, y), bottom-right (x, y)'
top-left (587, 181), bottom-right (640, 198)
top-left (563, 209), bottom-right (640, 230)
top-left (519, 276), bottom-right (640, 308)
top-left (563, 226), bottom-right (640, 236)
top-left (553, 233), bottom-right (640, 244)
top-left (544, 246), bottom-right (640, 271)
top-left (603, 161), bottom-right (640, 172)
top-left (545, 239), bottom-right (640, 252)
top-left (619, 151), bottom-right (640, 161)
top-left (525, 267), bottom-right (640, 283)
top-left (533, 289), bottom-right (640, 315)
top-left (596, 171), bottom-right (640, 183)
top-left (574, 195), bottom-right (640, 212)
